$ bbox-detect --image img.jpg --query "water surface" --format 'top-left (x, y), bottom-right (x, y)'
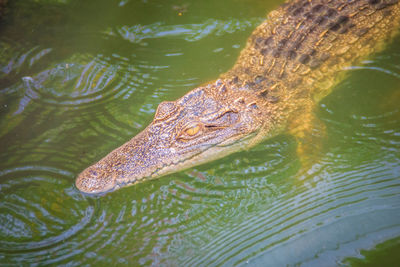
top-left (1, 0), bottom-right (400, 266)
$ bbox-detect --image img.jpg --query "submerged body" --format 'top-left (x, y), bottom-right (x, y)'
top-left (76, 0), bottom-right (400, 194)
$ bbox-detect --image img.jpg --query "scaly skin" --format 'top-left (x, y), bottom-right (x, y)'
top-left (76, 0), bottom-right (400, 194)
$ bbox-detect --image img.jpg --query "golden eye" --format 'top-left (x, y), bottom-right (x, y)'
top-left (185, 125), bottom-right (200, 136)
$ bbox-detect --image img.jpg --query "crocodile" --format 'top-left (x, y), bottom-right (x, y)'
top-left (76, 0), bottom-right (400, 194)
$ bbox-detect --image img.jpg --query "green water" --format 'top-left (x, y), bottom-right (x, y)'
top-left (1, 0), bottom-right (400, 266)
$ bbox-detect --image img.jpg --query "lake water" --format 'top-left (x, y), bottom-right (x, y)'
top-left (1, 0), bottom-right (400, 266)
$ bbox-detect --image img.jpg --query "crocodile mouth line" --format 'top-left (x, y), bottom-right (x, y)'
top-left (149, 131), bottom-right (258, 176)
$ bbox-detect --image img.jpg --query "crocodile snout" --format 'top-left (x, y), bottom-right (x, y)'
top-left (76, 164), bottom-right (117, 194)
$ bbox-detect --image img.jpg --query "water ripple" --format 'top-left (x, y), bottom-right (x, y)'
top-left (0, 165), bottom-right (94, 260)
top-left (344, 65), bottom-right (400, 79)
top-left (1, 1), bottom-right (400, 265)
top-left (0, 43), bottom-right (52, 81)
top-left (179, 158), bottom-right (400, 266)
top-left (13, 55), bottom-right (130, 110)
top-left (108, 18), bottom-right (263, 44)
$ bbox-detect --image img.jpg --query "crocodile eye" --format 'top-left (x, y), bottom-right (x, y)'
top-left (155, 101), bottom-right (177, 121)
top-left (185, 125), bottom-right (200, 136)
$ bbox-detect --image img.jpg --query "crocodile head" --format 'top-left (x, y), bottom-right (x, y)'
top-left (75, 82), bottom-right (266, 194)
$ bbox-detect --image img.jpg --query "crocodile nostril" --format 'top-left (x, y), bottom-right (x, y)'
top-left (89, 170), bottom-right (98, 176)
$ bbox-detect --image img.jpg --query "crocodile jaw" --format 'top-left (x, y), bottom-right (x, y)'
top-left (150, 130), bottom-right (259, 179)
top-left (75, 129), bottom-right (260, 194)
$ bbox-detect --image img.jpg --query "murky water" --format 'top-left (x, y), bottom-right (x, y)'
top-left (1, 0), bottom-right (400, 266)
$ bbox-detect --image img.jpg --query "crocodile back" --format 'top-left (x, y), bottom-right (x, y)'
top-left (222, 0), bottom-right (400, 108)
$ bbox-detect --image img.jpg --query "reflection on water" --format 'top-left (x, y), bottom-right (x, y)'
top-left (109, 18), bottom-right (263, 43)
top-left (1, 0), bottom-right (400, 266)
